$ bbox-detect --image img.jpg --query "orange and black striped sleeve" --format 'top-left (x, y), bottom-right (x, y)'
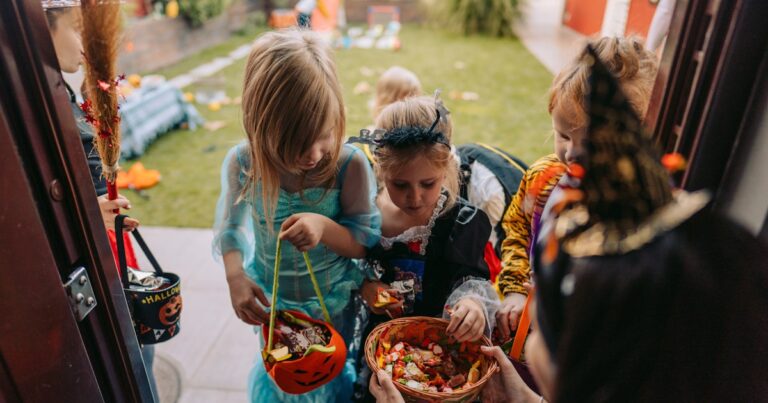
top-left (497, 154), bottom-right (564, 297)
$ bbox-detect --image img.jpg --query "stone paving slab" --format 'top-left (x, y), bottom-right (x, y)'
top-left (514, 0), bottom-right (587, 74)
top-left (134, 227), bottom-right (254, 403)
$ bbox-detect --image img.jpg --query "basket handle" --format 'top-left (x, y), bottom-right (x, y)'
top-left (266, 239), bottom-right (332, 354)
top-left (510, 288), bottom-right (535, 361)
top-left (115, 214), bottom-right (163, 289)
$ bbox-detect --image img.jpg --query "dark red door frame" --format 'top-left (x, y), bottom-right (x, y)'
top-left (647, 0), bottom-right (768, 200)
top-left (1, 0), bottom-right (153, 401)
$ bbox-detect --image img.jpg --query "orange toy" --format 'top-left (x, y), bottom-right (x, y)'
top-left (116, 162), bottom-right (161, 190)
top-left (261, 240), bottom-right (347, 394)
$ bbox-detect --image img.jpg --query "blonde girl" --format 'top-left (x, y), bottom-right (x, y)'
top-left (213, 30), bottom-right (381, 402)
top-left (351, 95), bottom-right (499, 400)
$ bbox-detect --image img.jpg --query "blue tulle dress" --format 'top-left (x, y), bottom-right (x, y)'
top-left (213, 143), bottom-right (381, 402)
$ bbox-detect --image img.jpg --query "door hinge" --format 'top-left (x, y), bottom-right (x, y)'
top-left (64, 267), bottom-right (97, 321)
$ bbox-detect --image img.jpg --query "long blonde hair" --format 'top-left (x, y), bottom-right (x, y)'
top-left (373, 66), bottom-right (422, 120)
top-left (241, 30), bottom-right (345, 226)
top-left (549, 36), bottom-right (658, 126)
top-left (374, 96), bottom-right (459, 212)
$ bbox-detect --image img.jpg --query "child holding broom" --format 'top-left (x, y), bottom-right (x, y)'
top-left (213, 29), bottom-right (381, 402)
top-left (43, 0), bottom-right (155, 399)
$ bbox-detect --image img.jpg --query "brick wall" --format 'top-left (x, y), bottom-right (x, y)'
top-left (118, 1), bottom-right (254, 74)
top-left (344, 0), bottom-right (425, 24)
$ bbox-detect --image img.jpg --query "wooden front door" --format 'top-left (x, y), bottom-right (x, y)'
top-left (0, 0), bottom-right (153, 401)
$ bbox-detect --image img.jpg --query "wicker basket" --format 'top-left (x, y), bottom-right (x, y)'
top-left (364, 317), bottom-right (498, 403)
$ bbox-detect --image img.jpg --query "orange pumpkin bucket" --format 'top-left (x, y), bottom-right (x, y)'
top-left (364, 317), bottom-right (498, 403)
top-left (261, 240), bottom-right (347, 395)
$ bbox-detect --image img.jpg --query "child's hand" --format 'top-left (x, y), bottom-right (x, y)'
top-left (369, 370), bottom-right (405, 403)
top-left (446, 297), bottom-right (486, 342)
top-left (279, 213), bottom-right (329, 252)
top-left (98, 194), bottom-right (139, 231)
top-left (496, 292), bottom-right (528, 340)
top-left (226, 271), bottom-right (271, 325)
top-left (360, 279), bottom-right (404, 318)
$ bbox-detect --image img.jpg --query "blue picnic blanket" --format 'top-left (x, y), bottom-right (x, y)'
top-left (120, 82), bottom-right (203, 158)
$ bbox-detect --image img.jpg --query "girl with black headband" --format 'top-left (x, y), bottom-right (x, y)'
top-left (349, 94), bottom-right (500, 401)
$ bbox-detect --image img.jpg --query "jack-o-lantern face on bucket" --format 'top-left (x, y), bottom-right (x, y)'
top-left (262, 310), bottom-right (347, 394)
top-left (159, 295), bottom-right (182, 326)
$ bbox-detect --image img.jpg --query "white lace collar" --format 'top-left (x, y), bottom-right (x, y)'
top-left (380, 192), bottom-right (448, 255)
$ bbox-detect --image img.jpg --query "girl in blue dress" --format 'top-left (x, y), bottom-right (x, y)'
top-left (213, 30), bottom-right (381, 402)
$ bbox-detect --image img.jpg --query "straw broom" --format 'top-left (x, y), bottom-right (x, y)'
top-left (80, 0), bottom-right (123, 201)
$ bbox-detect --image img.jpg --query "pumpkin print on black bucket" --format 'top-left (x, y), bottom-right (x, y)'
top-left (116, 215), bottom-right (182, 345)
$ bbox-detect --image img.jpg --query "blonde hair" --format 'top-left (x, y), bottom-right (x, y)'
top-left (373, 66), bottom-right (422, 120)
top-left (241, 30), bottom-right (345, 226)
top-left (549, 36), bottom-right (658, 126)
top-left (374, 96), bottom-right (459, 212)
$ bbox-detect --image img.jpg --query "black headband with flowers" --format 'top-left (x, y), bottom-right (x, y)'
top-left (348, 90), bottom-right (451, 151)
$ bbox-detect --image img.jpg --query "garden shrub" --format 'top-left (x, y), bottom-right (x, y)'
top-left (179, 0), bottom-right (231, 26)
top-left (428, 0), bottom-right (523, 38)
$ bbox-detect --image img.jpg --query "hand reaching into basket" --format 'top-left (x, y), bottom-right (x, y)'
top-left (496, 292), bottom-right (528, 340)
top-left (446, 298), bottom-right (486, 342)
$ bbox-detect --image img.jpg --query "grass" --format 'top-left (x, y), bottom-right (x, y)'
top-left (123, 25), bottom-right (554, 228)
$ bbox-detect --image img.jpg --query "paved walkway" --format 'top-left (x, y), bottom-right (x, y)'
top-left (514, 0), bottom-right (587, 74)
top-left (135, 5), bottom-right (585, 402)
top-left (136, 227), bottom-right (256, 403)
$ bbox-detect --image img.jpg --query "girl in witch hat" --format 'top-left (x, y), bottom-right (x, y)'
top-left (43, 2), bottom-right (158, 400)
top-left (371, 45), bottom-right (768, 403)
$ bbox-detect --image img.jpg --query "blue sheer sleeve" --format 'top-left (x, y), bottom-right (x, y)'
top-left (212, 143), bottom-right (254, 265)
top-left (338, 145), bottom-right (381, 249)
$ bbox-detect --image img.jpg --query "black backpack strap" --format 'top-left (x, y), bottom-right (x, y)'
top-left (457, 143), bottom-right (528, 204)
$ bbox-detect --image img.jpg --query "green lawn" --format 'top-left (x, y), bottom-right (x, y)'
top-left (123, 25), bottom-right (554, 228)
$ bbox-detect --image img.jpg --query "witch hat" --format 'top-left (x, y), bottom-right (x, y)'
top-left (534, 45), bottom-right (710, 356)
top-left (552, 45), bottom-right (709, 258)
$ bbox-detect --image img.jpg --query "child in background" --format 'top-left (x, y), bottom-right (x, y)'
top-left (213, 30), bottom-right (380, 402)
top-left (295, 0), bottom-right (316, 28)
top-left (372, 66), bottom-right (422, 121)
top-left (495, 37), bottom-right (658, 339)
top-left (351, 95), bottom-right (499, 401)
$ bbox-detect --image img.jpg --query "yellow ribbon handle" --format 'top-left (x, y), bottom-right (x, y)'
top-left (265, 239), bottom-right (332, 354)
top-left (266, 239), bottom-right (282, 354)
top-left (303, 252), bottom-right (332, 323)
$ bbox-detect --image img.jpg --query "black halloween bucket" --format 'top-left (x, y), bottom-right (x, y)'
top-left (116, 215), bottom-right (182, 345)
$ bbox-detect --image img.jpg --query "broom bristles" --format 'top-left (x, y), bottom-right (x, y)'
top-left (81, 1), bottom-right (122, 183)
